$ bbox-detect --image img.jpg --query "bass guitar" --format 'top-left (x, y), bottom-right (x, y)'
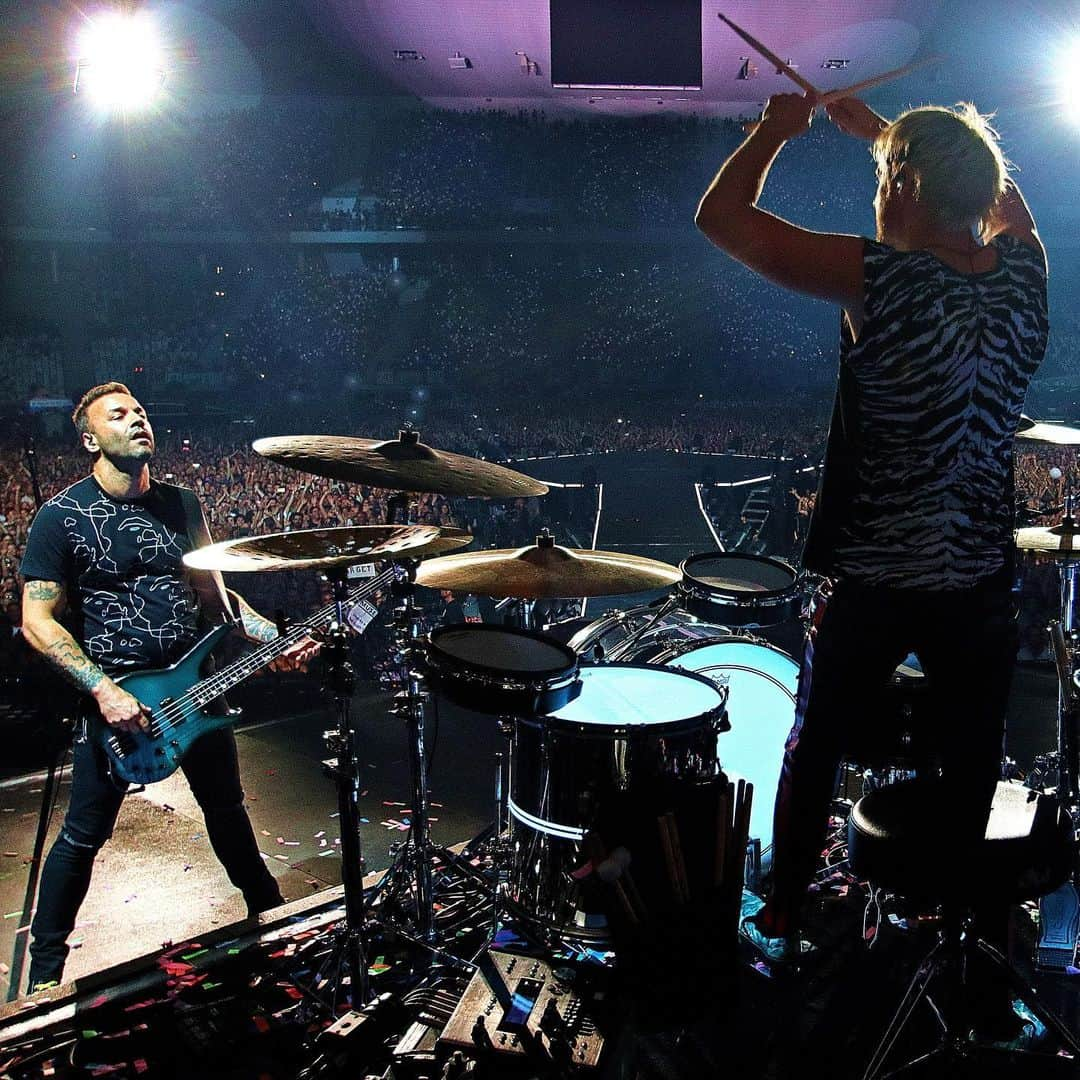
top-left (90, 569), bottom-right (391, 785)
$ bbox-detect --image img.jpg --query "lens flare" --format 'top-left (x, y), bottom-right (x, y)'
top-left (74, 11), bottom-right (165, 111)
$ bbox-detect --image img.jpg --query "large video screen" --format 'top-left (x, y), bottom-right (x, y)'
top-left (550, 0), bottom-right (702, 90)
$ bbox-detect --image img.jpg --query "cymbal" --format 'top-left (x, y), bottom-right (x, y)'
top-left (1016, 416), bottom-right (1080, 446)
top-left (414, 536), bottom-right (682, 598)
top-left (252, 431), bottom-right (548, 498)
top-left (1015, 522), bottom-right (1080, 558)
top-left (183, 525), bottom-right (472, 573)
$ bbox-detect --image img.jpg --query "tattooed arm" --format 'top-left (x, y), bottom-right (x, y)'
top-left (225, 587), bottom-right (321, 672)
top-left (226, 588), bottom-right (278, 643)
top-left (21, 579), bottom-right (151, 733)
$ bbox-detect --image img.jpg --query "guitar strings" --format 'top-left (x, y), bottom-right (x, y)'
top-left (143, 568), bottom-right (396, 739)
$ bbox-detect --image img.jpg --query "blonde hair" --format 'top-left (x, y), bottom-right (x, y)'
top-left (872, 103), bottom-right (1008, 231)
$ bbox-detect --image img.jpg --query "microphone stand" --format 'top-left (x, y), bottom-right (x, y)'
top-left (7, 416), bottom-right (73, 1000)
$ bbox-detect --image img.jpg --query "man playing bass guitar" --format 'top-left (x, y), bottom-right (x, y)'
top-left (19, 382), bottom-right (319, 993)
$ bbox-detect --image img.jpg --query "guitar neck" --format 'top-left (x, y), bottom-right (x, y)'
top-left (195, 569), bottom-right (393, 700)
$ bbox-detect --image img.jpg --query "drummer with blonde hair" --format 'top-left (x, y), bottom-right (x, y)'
top-left (696, 94), bottom-right (1047, 1042)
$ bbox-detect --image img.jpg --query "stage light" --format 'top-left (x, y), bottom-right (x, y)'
top-left (1066, 61), bottom-right (1080, 126)
top-left (74, 10), bottom-right (165, 111)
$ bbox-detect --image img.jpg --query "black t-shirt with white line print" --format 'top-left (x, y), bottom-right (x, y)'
top-left (20, 475), bottom-right (202, 674)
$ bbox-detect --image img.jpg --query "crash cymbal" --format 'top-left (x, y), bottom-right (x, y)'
top-left (414, 535), bottom-right (682, 598)
top-left (1015, 522), bottom-right (1080, 558)
top-left (1016, 416), bottom-right (1080, 446)
top-left (183, 525), bottom-right (472, 573)
top-left (252, 430), bottom-right (548, 498)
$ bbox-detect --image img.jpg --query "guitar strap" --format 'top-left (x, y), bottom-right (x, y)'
top-left (179, 487), bottom-right (237, 626)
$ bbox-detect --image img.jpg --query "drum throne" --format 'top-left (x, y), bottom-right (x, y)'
top-left (847, 778), bottom-right (1080, 1077)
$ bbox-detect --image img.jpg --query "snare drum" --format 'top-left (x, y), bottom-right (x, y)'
top-left (506, 663), bottom-right (727, 938)
top-left (424, 625), bottom-right (581, 715)
top-left (678, 551), bottom-right (803, 627)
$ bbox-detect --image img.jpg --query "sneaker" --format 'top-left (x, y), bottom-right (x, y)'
top-left (980, 999), bottom-right (1050, 1053)
top-left (29, 979), bottom-right (59, 995)
top-left (739, 913), bottom-right (814, 966)
top-left (738, 890), bottom-right (815, 966)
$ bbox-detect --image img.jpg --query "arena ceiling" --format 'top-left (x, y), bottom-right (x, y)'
top-left (311, 0), bottom-right (947, 117)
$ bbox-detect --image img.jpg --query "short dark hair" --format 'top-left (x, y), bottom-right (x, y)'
top-left (72, 382), bottom-right (133, 437)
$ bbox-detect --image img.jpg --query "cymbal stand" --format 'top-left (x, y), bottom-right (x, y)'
top-left (1049, 489), bottom-right (1080, 807)
top-left (1036, 487), bottom-right (1080, 971)
top-left (306, 567), bottom-right (370, 1010)
top-left (379, 559), bottom-right (437, 941)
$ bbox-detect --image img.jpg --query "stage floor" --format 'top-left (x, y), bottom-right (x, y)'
top-left (0, 660), bottom-right (1065, 1001)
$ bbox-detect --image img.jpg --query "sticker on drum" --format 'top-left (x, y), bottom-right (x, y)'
top-left (658, 638), bottom-right (799, 862)
top-left (424, 624), bottom-right (581, 716)
top-left (679, 551), bottom-right (802, 627)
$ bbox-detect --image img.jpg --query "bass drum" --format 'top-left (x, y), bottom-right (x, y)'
top-left (569, 611), bottom-right (799, 867)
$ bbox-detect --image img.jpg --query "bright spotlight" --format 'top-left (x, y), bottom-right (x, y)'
top-left (74, 11), bottom-right (166, 111)
top-left (1065, 43), bottom-right (1080, 126)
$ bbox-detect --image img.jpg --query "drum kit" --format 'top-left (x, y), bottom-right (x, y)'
top-left (184, 416), bottom-right (1080, 998)
top-left (182, 429), bottom-right (809, 998)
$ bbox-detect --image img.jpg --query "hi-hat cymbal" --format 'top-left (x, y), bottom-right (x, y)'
top-left (183, 525), bottom-right (472, 573)
top-left (414, 536), bottom-right (682, 598)
top-left (1015, 522), bottom-right (1080, 559)
top-left (1016, 416), bottom-right (1080, 446)
top-left (252, 431), bottom-right (548, 498)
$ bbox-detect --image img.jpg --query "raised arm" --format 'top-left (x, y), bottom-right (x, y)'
top-left (695, 93), bottom-right (864, 311)
top-left (984, 178), bottom-right (1045, 261)
top-left (21, 579), bottom-right (151, 732)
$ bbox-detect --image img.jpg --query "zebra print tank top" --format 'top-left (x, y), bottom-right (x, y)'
top-left (804, 233), bottom-right (1048, 590)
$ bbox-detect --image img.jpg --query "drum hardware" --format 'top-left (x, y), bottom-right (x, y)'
top-left (374, 559), bottom-right (438, 942)
top-left (304, 565), bottom-right (373, 1011)
top-left (578, 595), bottom-right (683, 663)
top-left (1015, 482), bottom-right (1080, 971)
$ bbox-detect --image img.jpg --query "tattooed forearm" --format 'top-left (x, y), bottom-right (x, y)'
top-left (234, 594), bottom-right (279, 644)
top-left (42, 635), bottom-right (108, 696)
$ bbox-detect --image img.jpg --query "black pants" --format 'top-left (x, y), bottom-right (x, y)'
top-left (28, 725), bottom-right (282, 988)
top-left (759, 570), bottom-right (1017, 939)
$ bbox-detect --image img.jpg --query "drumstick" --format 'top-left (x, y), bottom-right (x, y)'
top-left (718, 13), bottom-right (819, 97)
top-left (613, 880), bottom-right (640, 925)
top-left (623, 868), bottom-right (648, 920)
top-left (714, 781), bottom-right (732, 888)
top-left (658, 814), bottom-right (689, 904)
top-left (667, 813), bottom-right (691, 901)
top-left (733, 781), bottom-right (754, 892)
top-left (816, 56), bottom-right (944, 106)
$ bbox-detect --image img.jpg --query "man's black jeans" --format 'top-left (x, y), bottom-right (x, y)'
top-left (758, 569), bottom-right (1017, 939)
top-left (28, 724), bottom-right (282, 989)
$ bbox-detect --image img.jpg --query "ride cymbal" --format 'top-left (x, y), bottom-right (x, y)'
top-left (414, 535), bottom-right (681, 598)
top-left (1016, 416), bottom-right (1080, 446)
top-left (252, 430), bottom-right (548, 498)
top-left (183, 525), bottom-right (472, 573)
top-left (1015, 523), bottom-right (1080, 559)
